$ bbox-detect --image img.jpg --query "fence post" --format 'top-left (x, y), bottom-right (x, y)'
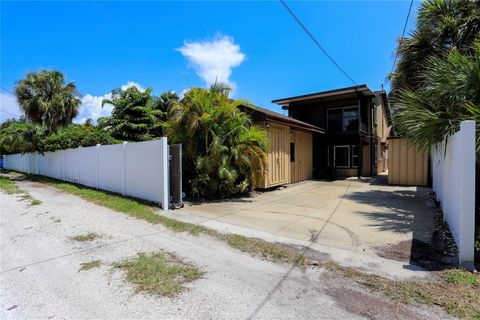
top-left (459, 120), bottom-right (475, 266)
top-left (76, 147), bottom-right (81, 184)
top-left (123, 141), bottom-right (127, 196)
top-left (159, 137), bottom-right (169, 210)
top-left (62, 150), bottom-right (66, 181)
top-left (96, 144), bottom-right (101, 190)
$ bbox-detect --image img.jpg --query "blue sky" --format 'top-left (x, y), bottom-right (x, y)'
top-left (0, 1), bottom-right (419, 123)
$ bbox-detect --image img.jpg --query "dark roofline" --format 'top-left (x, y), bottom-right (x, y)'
top-left (239, 104), bottom-right (325, 134)
top-left (272, 84), bottom-right (374, 105)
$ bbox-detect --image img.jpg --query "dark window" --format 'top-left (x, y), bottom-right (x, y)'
top-left (373, 143), bottom-right (378, 163)
top-left (327, 109), bottom-right (342, 132)
top-left (327, 107), bottom-right (359, 132)
top-left (290, 143), bottom-right (295, 162)
top-left (334, 146), bottom-right (350, 168)
top-left (352, 145), bottom-right (359, 168)
top-left (343, 107), bottom-right (359, 131)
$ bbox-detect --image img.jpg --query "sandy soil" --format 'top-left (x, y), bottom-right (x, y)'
top-left (0, 180), bottom-right (450, 319)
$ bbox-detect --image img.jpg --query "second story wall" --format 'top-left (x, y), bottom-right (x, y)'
top-left (288, 96), bottom-right (374, 136)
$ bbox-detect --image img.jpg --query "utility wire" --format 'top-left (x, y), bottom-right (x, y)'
top-left (389, 0), bottom-right (414, 78)
top-left (0, 86), bottom-right (15, 96)
top-left (279, 0), bottom-right (357, 86)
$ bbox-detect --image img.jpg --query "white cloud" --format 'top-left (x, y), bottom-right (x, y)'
top-left (74, 81), bottom-right (145, 124)
top-left (121, 81), bottom-right (145, 92)
top-left (178, 35), bottom-right (245, 90)
top-left (74, 92), bottom-right (113, 124)
top-left (0, 93), bottom-right (22, 122)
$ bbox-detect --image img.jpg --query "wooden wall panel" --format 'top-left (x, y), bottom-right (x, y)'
top-left (388, 138), bottom-right (428, 186)
top-left (290, 130), bottom-right (313, 184)
top-left (265, 123), bottom-right (290, 188)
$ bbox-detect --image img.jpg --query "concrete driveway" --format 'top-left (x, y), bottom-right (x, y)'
top-left (182, 176), bottom-right (437, 262)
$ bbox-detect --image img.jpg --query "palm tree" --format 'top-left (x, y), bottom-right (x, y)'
top-left (0, 121), bottom-right (46, 154)
top-left (14, 70), bottom-right (81, 132)
top-left (82, 118), bottom-right (94, 128)
top-left (99, 86), bottom-right (158, 141)
top-left (389, 0), bottom-right (480, 93)
top-left (392, 39), bottom-right (480, 154)
top-left (165, 87), bottom-right (267, 198)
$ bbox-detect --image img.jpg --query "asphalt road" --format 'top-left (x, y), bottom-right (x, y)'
top-left (0, 179), bottom-right (449, 319)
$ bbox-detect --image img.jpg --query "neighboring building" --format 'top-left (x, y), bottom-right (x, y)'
top-left (239, 104), bottom-right (324, 188)
top-left (272, 85), bottom-right (392, 178)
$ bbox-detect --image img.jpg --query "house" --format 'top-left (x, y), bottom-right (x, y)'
top-left (272, 85), bottom-right (392, 179)
top-left (239, 104), bottom-right (324, 188)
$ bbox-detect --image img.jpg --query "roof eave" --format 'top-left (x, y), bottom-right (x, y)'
top-left (272, 84), bottom-right (374, 105)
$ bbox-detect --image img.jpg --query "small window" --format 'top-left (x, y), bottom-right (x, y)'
top-left (373, 143), bottom-right (378, 163)
top-left (352, 145), bottom-right (359, 168)
top-left (343, 107), bottom-right (359, 132)
top-left (334, 146), bottom-right (350, 168)
top-left (290, 143), bottom-right (295, 162)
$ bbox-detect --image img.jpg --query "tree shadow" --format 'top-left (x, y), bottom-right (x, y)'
top-left (345, 188), bottom-right (457, 271)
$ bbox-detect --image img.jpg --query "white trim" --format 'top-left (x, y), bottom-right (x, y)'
top-left (334, 145), bottom-right (350, 168)
top-left (351, 145), bottom-right (359, 168)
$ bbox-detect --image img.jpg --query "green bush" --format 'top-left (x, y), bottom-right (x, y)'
top-left (41, 125), bottom-right (119, 152)
top-left (165, 86), bottom-right (267, 199)
top-left (0, 121), bottom-right (119, 155)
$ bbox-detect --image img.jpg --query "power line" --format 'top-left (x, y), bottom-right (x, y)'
top-left (389, 0), bottom-right (414, 78)
top-left (0, 86), bottom-right (15, 96)
top-left (279, 0), bottom-right (357, 86)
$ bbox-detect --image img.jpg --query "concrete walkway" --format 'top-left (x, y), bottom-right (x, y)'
top-left (172, 177), bottom-right (437, 279)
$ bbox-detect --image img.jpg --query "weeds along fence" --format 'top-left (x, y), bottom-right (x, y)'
top-left (431, 121), bottom-right (476, 266)
top-left (3, 138), bottom-right (169, 209)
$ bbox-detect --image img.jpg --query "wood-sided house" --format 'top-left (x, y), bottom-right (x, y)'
top-left (239, 104), bottom-right (324, 189)
top-left (272, 85), bottom-right (392, 179)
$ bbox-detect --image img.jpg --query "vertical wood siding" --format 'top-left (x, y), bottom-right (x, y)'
top-left (256, 122), bottom-right (313, 188)
top-left (266, 123), bottom-right (290, 187)
top-left (388, 138), bottom-right (428, 186)
top-left (290, 130), bottom-right (313, 183)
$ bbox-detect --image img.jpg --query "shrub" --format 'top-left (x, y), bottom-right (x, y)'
top-left (165, 86), bottom-right (267, 199)
top-left (41, 125), bottom-right (119, 152)
top-left (0, 121), bottom-right (119, 155)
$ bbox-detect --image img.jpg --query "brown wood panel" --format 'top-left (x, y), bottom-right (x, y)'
top-left (388, 138), bottom-right (428, 186)
top-left (290, 130), bottom-right (313, 183)
top-left (266, 123), bottom-right (289, 187)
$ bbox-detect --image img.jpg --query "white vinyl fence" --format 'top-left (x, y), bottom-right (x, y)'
top-left (4, 138), bottom-right (169, 209)
top-left (431, 121), bottom-right (476, 265)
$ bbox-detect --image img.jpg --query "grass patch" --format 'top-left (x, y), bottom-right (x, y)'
top-left (26, 175), bottom-right (208, 235)
top-left (0, 175), bottom-right (42, 206)
top-left (30, 199), bottom-right (42, 206)
top-left (79, 260), bottom-right (102, 271)
top-left (219, 234), bottom-right (308, 266)
top-left (442, 269), bottom-right (479, 286)
top-left (0, 175), bottom-right (22, 194)
top-left (70, 232), bottom-right (100, 242)
top-left (325, 263), bottom-right (480, 319)
top-left (113, 252), bottom-right (203, 297)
